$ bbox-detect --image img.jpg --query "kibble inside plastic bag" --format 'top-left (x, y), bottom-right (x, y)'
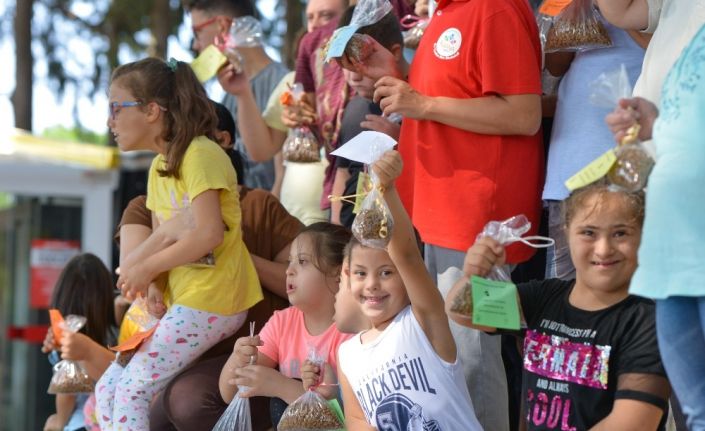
top-left (342, 0), bottom-right (393, 62)
top-left (449, 216), bottom-right (529, 317)
top-left (589, 64), bottom-right (654, 192)
top-left (48, 315), bottom-right (96, 394)
top-left (282, 83), bottom-right (321, 163)
top-left (277, 348), bottom-right (344, 431)
top-left (544, 0), bottom-right (612, 53)
top-left (351, 141), bottom-right (394, 249)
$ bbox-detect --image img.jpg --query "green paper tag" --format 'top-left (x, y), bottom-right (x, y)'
top-left (471, 275), bottom-right (521, 330)
top-left (353, 172), bottom-right (372, 215)
top-left (565, 149), bottom-right (617, 191)
top-left (190, 45), bottom-right (228, 83)
top-left (327, 399), bottom-right (345, 426)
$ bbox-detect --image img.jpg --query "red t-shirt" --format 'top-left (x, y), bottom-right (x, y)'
top-left (397, 0), bottom-right (544, 262)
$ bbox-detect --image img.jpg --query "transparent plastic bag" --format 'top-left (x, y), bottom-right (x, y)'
top-left (337, 0), bottom-right (393, 61)
top-left (277, 348), bottom-right (344, 431)
top-left (351, 142), bottom-right (394, 249)
top-left (217, 16), bottom-right (263, 73)
top-left (344, 34), bottom-right (376, 63)
top-left (350, 0), bottom-right (393, 28)
top-left (48, 315), bottom-right (95, 394)
top-left (401, 15), bottom-right (429, 50)
top-left (115, 297), bottom-right (159, 367)
top-left (282, 83), bottom-right (321, 163)
top-left (590, 64), bottom-right (654, 192)
top-left (212, 322), bottom-right (256, 431)
top-left (544, 0), bottom-right (612, 53)
top-left (449, 216), bottom-right (530, 316)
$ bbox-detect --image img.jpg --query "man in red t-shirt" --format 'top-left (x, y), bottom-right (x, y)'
top-left (344, 0), bottom-right (543, 429)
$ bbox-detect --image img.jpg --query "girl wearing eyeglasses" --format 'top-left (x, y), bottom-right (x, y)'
top-left (96, 57), bottom-right (262, 431)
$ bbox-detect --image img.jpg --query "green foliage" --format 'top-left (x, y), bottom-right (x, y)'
top-left (41, 125), bottom-right (108, 146)
top-left (0, 193), bottom-right (14, 211)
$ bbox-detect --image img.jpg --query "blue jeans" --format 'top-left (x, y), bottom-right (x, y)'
top-left (656, 297), bottom-right (705, 431)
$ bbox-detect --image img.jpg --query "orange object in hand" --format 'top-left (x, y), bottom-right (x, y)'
top-left (280, 91), bottom-right (294, 106)
top-left (49, 309), bottom-right (65, 346)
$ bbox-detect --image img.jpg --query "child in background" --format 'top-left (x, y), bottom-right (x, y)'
top-left (97, 57), bottom-right (261, 430)
top-left (219, 222), bottom-right (352, 426)
top-left (41, 253), bottom-right (117, 431)
top-left (331, 5), bottom-right (407, 227)
top-left (337, 150), bottom-right (482, 430)
top-left (446, 181), bottom-right (670, 430)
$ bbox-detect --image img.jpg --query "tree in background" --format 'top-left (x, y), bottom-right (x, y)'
top-left (8, 0), bottom-right (305, 134)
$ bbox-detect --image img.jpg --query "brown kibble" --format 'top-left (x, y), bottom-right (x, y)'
top-left (345, 34), bottom-right (374, 63)
top-left (116, 351), bottom-right (135, 368)
top-left (278, 400), bottom-right (343, 430)
top-left (545, 10), bottom-right (611, 52)
top-left (353, 208), bottom-right (388, 240)
top-left (48, 362), bottom-right (95, 394)
top-left (450, 283), bottom-right (473, 316)
top-left (607, 144), bottom-right (654, 192)
top-left (283, 131), bottom-right (320, 163)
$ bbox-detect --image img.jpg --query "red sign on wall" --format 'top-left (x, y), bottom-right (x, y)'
top-left (30, 239), bottom-right (81, 309)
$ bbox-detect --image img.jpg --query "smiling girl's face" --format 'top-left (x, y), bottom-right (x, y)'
top-left (567, 192), bottom-right (641, 301)
top-left (347, 244), bottom-right (409, 329)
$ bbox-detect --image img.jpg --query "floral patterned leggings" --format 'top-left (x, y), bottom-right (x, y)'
top-left (95, 305), bottom-right (246, 431)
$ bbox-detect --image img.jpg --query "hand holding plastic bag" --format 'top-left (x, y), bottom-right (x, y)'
top-left (113, 296), bottom-right (159, 367)
top-left (351, 141), bottom-right (394, 249)
top-left (449, 216), bottom-right (553, 317)
top-left (48, 315), bottom-right (95, 394)
top-left (212, 323), bottom-right (256, 431)
top-left (216, 16), bottom-right (263, 73)
top-left (544, 0), bottom-right (611, 53)
top-left (281, 83), bottom-right (321, 163)
top-left (277, 348), bottom-right (344, 431)
top-left (590, 64), bottom-right (654, 192)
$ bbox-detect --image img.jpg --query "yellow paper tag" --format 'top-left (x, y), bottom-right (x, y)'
top-left (539, 0), bottom-right (572, 16)
top-left (565, 149), bottom-right (617, 191)
top-left (190, 45), bottom-right (228, 83)
top-left (353, 172), bottom-right (372, 214)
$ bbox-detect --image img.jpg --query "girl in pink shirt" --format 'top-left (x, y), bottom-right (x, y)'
top-left (218, 222), bottom-right (352, 422)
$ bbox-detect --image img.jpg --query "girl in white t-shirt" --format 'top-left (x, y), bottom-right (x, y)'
top-left (337, 150), bottom-right (482, 430)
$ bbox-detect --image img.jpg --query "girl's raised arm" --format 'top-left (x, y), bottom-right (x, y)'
top-left (372, 150), bottom-right (456, 363)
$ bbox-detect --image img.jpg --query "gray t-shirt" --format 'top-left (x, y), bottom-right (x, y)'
top-left (222, 61), bottom-right (290, 190)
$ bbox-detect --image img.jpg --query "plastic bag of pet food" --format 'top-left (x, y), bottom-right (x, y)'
top-left (351, 141), bottom-right (394, 249)
top-left (48, 315), bottom-right (95, 394)
top-left (544, 0), bottom-right (612, 53)
top-left (277, 349), bottom-right (344, 431)
top-left (281, 83), bottom-right (321, 163)
top-left (111, 297), bottom-right (159, 367)
top-left (590, 64), bottom-right (654, 192)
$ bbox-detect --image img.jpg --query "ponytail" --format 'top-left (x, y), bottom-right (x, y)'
top-left (111, 57), bottom-right (218, 179)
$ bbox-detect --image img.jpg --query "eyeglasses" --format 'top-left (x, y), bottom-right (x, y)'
top-left (192, 16), bottom-right (217, 34)
top-left (192, 15), bottom-right (230, 35)
top-left (109, 101), bottom-right (141, 120)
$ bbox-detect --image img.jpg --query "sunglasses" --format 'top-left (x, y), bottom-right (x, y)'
top-left (109, 101), bottom-right (142, 120)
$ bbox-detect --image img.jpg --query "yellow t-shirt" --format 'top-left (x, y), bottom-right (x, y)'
top-left (146, 136), bottom-right (262, 315)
